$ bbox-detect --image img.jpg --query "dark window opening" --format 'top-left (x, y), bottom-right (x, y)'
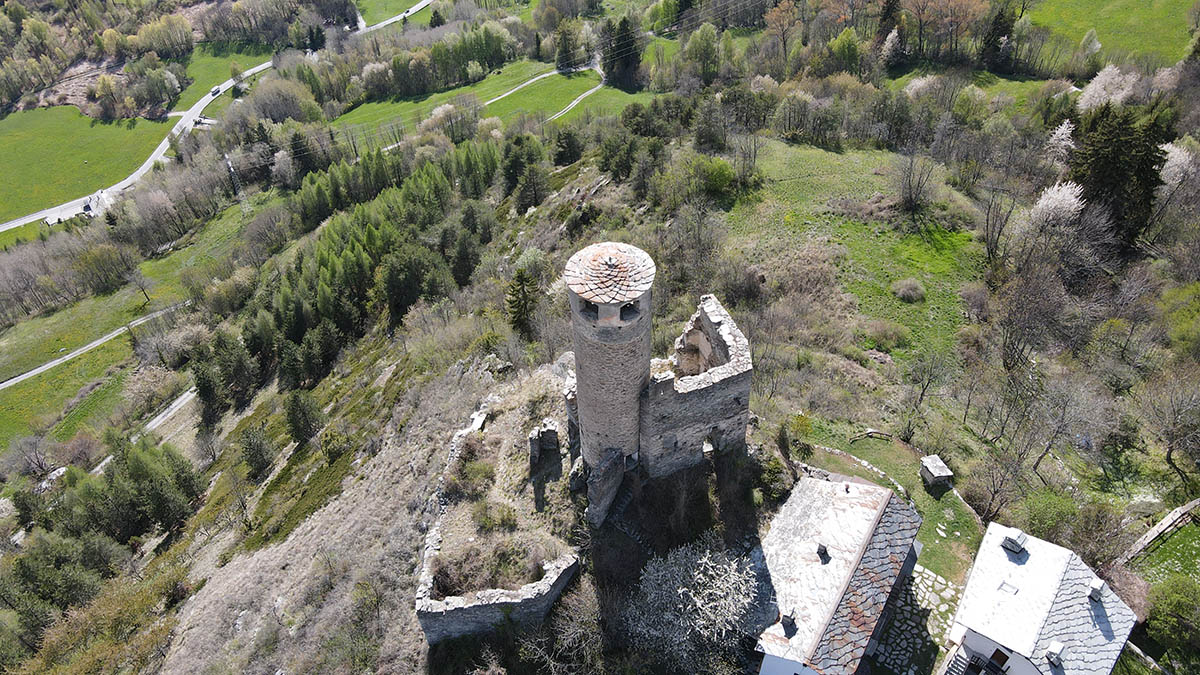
top-left (620, 302), bottom-right (639, 321)
top-left (581, 300), bottom-right (599, 321)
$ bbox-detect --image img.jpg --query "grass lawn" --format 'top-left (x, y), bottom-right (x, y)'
top-left (0, 106), bottom-right (171, 224)
top-left (486, 70), bottom-right (601, 119)
top-left (50, 369), bottom-right (130, 442)
top-left (356, 0), bottom-right (424, 25)
top-left (642, 36), bottom-right (680, 66)
top-left (334, 60), bottom-right (555, 131)
top-left (0, 338), bottom-right (132, 450)
top-left (173, 43), bottom-right (274, 112)
top-left (0, 221), bottom-right (51, 250)
top-left (556, 85), bottom-right (656, 122)
top-left (0, 194), bottom-right (254, 384)
top-left (1132, 520), bottom-right (1200, 584)
top-left (888, 68), bottom-right (1050, 114)
top-left (1028, 0), bottom-right (1194, 63)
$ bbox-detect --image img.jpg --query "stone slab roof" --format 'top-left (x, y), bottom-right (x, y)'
top-left (808, 493), bottom-right (922, 674)
top-left (757, 477), bottom-right (921, 674)
top-left (563, 242), bottom-right (655, 305)
top-left (953, 523), bottom-right (1136, 675)
top-left (920, 454), bottom-right (953, 478)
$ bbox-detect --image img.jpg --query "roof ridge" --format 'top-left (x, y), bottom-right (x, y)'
top-left (803, 487), bottom-right (893, 667)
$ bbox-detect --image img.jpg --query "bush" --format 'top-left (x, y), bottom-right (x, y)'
top-left (891, 278), bottom-right (925, 302)
top-left (862, 319), bottom-right (911, 352)
top-left (445, 458), bottom-right (495, 501)
top-left (471, 500), bottom-right (518, 532)
top-left (321, 426), bottom-right (353, 463)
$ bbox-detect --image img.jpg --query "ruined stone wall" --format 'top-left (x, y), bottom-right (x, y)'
top-left (415, 538), bottom-right (579, 644)
top-left (413, 390), bottom-right (578, 644)
top-left (639, 295), bottom-right (752, 479)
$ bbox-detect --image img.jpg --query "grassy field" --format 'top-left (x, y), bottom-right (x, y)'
top-left (556, 85), bottom-right (656, 122)
top-left (486, 70), bottom-right (601, 119)
top-left (0, 107), bottom-right (171, 224)
top-left (356, 0), bottom-right (424, 25)
top-left (0, 194), bottom-right (254, 384)
top-left (1029, 0), bottom-right (1194, 63)
top-left (50, 369), bottom-right (129, 442)
top-left (1133, 520), bottom-right (1200, 584)
top-left (729, 140), bottom-right (984, 581)
top-left (0, 339), bottom-right (132, 450)
top-left (888, 68), bottom-right (1050, 114)
top-left (334, 60), bottom-right (555, 130)
top-left (0, 221), bottom-right (50, 250)
top-left (173, 43), bottom-right (274, 112)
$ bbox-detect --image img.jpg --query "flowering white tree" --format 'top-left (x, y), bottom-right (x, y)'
top-left (880, 28), bottom-right (902, 67)
top-left (1044, 119), bottom-right (1075, 168)
top-left (1029, 181), bottom-right (1085, 232)
top-left (904, 74), bottom-right (939, 99)
top-left (1078, 64), bottom-right (1143, 111)
top-left (623, 532), bottom-right (757, 671)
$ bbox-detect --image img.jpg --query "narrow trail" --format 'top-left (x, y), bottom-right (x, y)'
top-left (0, 302), bottom-right (186, 392)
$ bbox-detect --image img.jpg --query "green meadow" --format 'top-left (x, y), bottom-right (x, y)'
top-left (1029, 0), bottom-right (1194, 63)
top-left (0, 106), bottom-right (171, 224)
top-left (174, 43), bottom-right (274, 112)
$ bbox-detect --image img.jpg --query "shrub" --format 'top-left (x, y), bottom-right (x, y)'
top-left (891, 277), bottom-right (925, 302)
top-left (863, 319), bottom-right (911, 352)
top-left (445, 459), bottom-right (494, 501)
top-left (322, 426), bottom-right (353, 463)
top-left (471, 500), bottom-right (518, 532)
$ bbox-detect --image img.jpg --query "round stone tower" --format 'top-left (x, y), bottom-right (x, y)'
top-left (563, 242), bottom-right (655, 474)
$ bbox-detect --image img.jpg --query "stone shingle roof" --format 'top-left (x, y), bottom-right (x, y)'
top-left (808, 494), bottom-right (922, 674)
top-left (954, 523), bottom-right (1136, 675)
top-left (757, 478), bottom-right (921, 674)
top-left (563, 242), bottom-right (655, 304)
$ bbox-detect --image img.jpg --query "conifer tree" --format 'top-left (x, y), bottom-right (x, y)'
top-left (506, 268), bottom-right (538, 339)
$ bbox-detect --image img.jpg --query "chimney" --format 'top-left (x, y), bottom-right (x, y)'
top-left (1046, 640), bottom-right (1065, 666)
top-left (816, 543), bottom-right (828, 558)
top-left (781, 609), bottom-right (796, 627)
top-left (1089, 578), bottom-right (1106, 602)
top-left (1001, 528), bottom-right (1028, 554)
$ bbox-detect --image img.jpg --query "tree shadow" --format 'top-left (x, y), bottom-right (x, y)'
top-left (868, 574), bottom-right (941, 675)
top-left (530, 441), bottom-right (564, 513)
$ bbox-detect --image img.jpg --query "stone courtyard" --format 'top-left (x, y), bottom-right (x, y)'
top-left (870, 564), bottom-right (962, 675)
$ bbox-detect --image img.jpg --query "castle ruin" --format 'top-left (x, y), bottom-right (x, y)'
top-left (563, 242), bottom-right (753, 527)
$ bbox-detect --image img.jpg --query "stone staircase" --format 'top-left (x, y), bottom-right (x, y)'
top-left (608, 482), bottom-right (654, 556)
top-left (941, 651), bottom-right (972, 675)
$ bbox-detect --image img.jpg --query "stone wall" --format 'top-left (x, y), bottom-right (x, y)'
top-left (639, 295), bottom-right (752, 479)
top-left (413, 390), bottom-right (579, 644)
top-left (415, 530), bottom-right (579, 643)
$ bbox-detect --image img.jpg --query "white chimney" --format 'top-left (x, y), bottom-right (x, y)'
top-left (1002, 528), bottom-right (1028, 553)
top-left (1046, 640), bottom-right (1065, 666)
top-left (1089, 578), bottom-right (1107, 602)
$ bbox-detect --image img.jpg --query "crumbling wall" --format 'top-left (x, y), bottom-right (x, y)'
top-left (639, 295), bottom-right (752, 479)
top-left (414, 535), bottom-right (579, 643)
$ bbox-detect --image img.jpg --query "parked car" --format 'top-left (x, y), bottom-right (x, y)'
top-left (211, 86), bottom-right (221, 96)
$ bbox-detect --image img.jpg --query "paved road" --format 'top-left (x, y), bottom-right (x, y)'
top-left (0, 302), bottom-right (186, 392)
top-left (0, 0), bottom-right (434, 235)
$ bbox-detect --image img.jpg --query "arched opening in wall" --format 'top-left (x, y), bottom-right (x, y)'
top-left (620, 302), bottom-right (639, 321)
top-left (581, 300), bottom-right (599, 321)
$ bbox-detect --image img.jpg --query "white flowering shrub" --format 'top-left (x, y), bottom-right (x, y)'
top-left (881, 28), bottom-right (901, 67)
top-left (1078, 65), bottom-right (1143, 111)
top-left (623, 532), bottom-right (757, 670)
top-left (1160, 142), bottom-right (1196, 190)
top-left (751, 74), bottom-right (780, 95)
top-left (1030, 181), bottom-right (1085, 231)
top-left (1044, 119), bottom-right (1076, 166)
top-left (904, 75), bottom-right (939, 99)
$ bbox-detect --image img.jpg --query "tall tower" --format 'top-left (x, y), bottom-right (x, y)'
top-left (563, 242), bottom-right (655, 526)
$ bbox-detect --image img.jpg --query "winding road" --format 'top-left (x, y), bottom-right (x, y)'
top-left (0, 0), bottom-right (435, 236)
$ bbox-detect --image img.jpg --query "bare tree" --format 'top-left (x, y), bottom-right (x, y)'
top-left (1137, 369), bottom-right (1200, 487)
top-left (893, 153), bottom-right (937, 214)
top-left (981, 189), bottom-right (1016, 266)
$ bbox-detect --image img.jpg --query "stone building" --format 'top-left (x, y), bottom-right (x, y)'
top-left (563, 242), bottom-right (752, 527)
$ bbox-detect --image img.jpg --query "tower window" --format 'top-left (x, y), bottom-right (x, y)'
top-left (581, 300), bottom-right (599, 320)
top-left (620, 302), bottom-right (639, 320)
